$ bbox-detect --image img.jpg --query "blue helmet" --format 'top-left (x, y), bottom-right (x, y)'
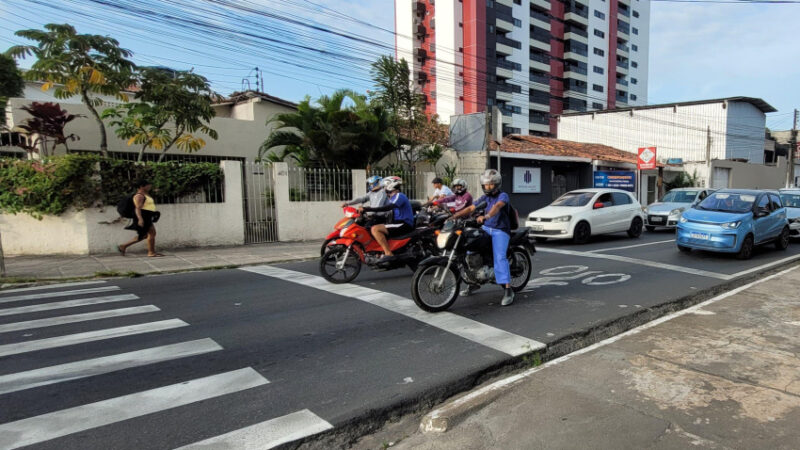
top-left (367, 175), bottom-right (383, 191)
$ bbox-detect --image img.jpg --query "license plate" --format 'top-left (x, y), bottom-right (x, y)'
top-left (690, 232), bottom-right (710, 240)
top-left (650, 216), bottom-right (664, 223)
top-left (531, 225), bottom-right (544, 232)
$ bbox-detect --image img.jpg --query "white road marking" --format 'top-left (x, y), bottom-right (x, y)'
top-left (241, 266), bottom-right (543, 356)
top-left (0, 306), bottom-right (160, 334)
top-left (0, 367), bottom-right (268, 450)
top-left (0, 294), bottom-right (139, 317)
top-left (728, 254), bottom-right (800, 279)
top-left (0, 319), bottom-right (188, 357)
top-left (0, 281), bottom-right (107, 294)
top-left (0, 286), bottom-right (121, 304)
top-left (176, 409), bottom-right (332, 450)
top-left (537, 247), bottom-right (731, 279)
top-left (423, 265), bottom-right (800, 428)
top-left (0, 338), bottom-right (222, 395)
top-left (587, 239), bottom-right (675, 253)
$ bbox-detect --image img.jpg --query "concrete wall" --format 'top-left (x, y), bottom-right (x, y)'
top-left (1, 161), bottom-right (245, 255)
top-left (684, 157), bottom-right (788, 190)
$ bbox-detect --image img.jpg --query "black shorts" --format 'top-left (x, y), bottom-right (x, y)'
top-left (385, 222), bottom-right (414, 238)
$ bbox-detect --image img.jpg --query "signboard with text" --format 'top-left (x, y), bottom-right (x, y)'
top-left (594, 171), bottom-right (636, 192)
top-left (638, 147), bottom-right (657, 170)
top-left (512, 167), bottom-right (542, 193)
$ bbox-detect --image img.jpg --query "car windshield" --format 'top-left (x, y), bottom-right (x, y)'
top-left (697, 193), bottom-right (756, 213)
top-left (551, 192), bottom-right (595, 207)
top-left (661, 190), bottom-right (698, 203)
top-left (780, 193), bottom-right (800, 208)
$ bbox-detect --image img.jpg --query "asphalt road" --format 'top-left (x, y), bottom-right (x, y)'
top-left (2, 230), bottom-right (799, 449)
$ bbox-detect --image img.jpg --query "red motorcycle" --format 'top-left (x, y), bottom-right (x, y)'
top-left (319, 206), bottom-right (445, 283)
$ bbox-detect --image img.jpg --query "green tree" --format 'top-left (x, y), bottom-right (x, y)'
top-left (0, 54), bottom-right (24, 127)
top-left (103, 67), bottom-right (218, 162)
top-left (369, 56), bottom-right (424, 149)
top-left (7, 24), bottom-right (136, 157)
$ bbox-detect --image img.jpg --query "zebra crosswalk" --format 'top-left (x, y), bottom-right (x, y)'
top-left (0, 280), bottom-right (333, 449)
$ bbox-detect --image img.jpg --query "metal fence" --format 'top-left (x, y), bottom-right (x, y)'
top-left (367, 169), bottom-right (425, 200)
top-left (288, 167), bottom-right (353, 202)
top-left (243, 161), bottom-right (278, 244)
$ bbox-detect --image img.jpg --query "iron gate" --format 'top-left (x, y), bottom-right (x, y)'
top-left (243, 162), bottom-right (278, 243)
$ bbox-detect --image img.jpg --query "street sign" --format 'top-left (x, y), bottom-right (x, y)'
top-left (594, 171), bottom-right (636, 192)
top-left (638, 147), bottom-right (657, 170)
top-left (512, 167), bottom-right (541, 193)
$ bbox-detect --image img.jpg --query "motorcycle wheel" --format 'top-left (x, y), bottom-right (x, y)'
top-left (411, 263), bottom-right (460, 312)
top-left (320, 237), bottom-right (336, 256)
top-left (509, 248), bottom-right (532, 293)
top-left (319, 245), bottom-right (362, 283)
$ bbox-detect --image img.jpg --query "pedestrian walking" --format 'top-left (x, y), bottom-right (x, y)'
top-left (118, 179), bottom-right (163, 257)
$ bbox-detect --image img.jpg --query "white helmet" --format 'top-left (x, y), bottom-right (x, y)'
top-left (451, 178), bottom-right (468, 195)
top-left (480, 169), bottom-right (502, 195)
top-left (383, 176), bottom-right (403, 192)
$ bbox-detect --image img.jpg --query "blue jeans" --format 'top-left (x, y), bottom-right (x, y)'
top-left (482, 226), bottom-right (510, 285)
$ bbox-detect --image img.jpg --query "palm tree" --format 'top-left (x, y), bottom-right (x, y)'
top-left (7, 24), bottom-right (136, 157)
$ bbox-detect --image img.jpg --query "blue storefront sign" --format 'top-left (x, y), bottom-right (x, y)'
top-left (594, 171), bottom-right (636, 192)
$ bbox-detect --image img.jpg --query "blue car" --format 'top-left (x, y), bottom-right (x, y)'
top-left (676, 189), bottom-right (790, 259)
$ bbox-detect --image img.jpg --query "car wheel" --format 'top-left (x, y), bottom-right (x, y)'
top-left (535, 237), bottom-right (548, 243)
top-left (627, 217), bottom-right (644, 238)
top-left (737, 235), bottom-right (754, 260)
top-left (572, 222), bottom-right (591, 245)
top-left (677, 245), bottom-right (692, 253)
top-left (775, 227), bottom-right (790, 251)
top-left (645, 225), bottom-right (656, 232)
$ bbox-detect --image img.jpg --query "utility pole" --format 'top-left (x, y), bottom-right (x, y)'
top-left (705, 126), bottom-right (712, 188)
top-left (483, 110), bottom-right (491, 170)
top-left (787, 109), bottom-right (798, 188)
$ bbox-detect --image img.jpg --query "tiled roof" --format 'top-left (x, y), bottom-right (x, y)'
top-left (490, 134), bottom-right (651, 165)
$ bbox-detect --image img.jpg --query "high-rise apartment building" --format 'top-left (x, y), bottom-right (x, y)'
top-left (395, 0), bottom-right (650, 136)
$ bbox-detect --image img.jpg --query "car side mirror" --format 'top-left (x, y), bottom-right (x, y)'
top-left (755, 207), bottom-right (769, 218)
top-left (593, 202), bottom-right (605, 210)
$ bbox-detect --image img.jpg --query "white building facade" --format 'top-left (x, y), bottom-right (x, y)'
top-left (395, 0), bottom-right (651, 136)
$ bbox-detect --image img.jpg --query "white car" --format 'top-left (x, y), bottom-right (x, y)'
top-left (526, 188), bottom-right (646, 244)
top-left (779, 188), bottom-right (800, 237)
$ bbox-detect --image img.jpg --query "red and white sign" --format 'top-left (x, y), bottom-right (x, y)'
top-left (638, 147), bottom-right (657, 170)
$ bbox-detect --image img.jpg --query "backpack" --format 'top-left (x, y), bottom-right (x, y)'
top-left (116, 195), bottom-right (135, 219)
top-left (506, 202), bottom-right (520, 230)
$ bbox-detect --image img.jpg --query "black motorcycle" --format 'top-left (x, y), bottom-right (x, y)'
top-left (410, 215), bottom-right (535, 312)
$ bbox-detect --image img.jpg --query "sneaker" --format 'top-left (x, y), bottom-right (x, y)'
top-left (460, 284), bottom-right (480, 297)
top-left (500, 288), bottom-right (515, 306)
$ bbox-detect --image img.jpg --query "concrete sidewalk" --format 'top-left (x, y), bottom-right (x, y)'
top-left (369, 266), bottom-right (800, 450)
top-left (1, 241), bottom-right (319, 281)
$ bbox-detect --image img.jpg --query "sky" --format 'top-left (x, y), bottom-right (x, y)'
top-left (0, 0), bottom-right (798, 130)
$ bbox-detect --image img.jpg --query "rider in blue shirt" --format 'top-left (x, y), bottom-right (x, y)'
top-left (360, 176), bottom-right (414, 260)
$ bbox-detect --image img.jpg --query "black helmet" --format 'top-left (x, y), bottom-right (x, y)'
top-left (480, 169), bottom-right (502, 195)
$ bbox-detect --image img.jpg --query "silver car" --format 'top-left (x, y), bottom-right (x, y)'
top-left (779, 189), bottom-right (800, 237)
top-left (644, 188), bottom-right (714, 231)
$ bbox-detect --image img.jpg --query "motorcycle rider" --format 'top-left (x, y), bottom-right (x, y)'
top-left (433, 178), bottom-right (473, 212)
top-left (452, 169), bottom-right (515, 306)
top-left (428, 177), bottom-right (453, 203)
top-left (343, 175), bottom-right (387, 208)
top-left (359, 176), bottom-right (415, 261)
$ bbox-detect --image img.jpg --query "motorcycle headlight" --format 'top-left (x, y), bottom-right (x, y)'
top-left (339, 226), bottom-right (352, 237)
top-left (721, 221), bottom-right (742, 230)
top-left (553, 215), bottom-right (572, 223)
top-left (437, 232), bottom-right (451, 249)
top-left (670, 208), bottom-right (685, 216)
top-left (679, 216), bottom-right (688, 224)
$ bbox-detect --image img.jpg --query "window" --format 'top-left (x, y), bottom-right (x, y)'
top-left (631, 61), bottom-right (638, 68)
top-left (514, 18), bottom-right (522, 27)
top-left (592, 102), bottom-right (604, 109)
top-left (488, 24), bottom-right (495, 33)
top-left (757, 195), bottom-right (770, 212)
top-left (612, 193), bottom-right (633, 205)
top-left (631, 78), bottom-right (638, 84)
top-left (487, 0), bottom-right (494, 7)
top-left (594, 10), bottom-right (605, 19)
top-left (633, 10), bottom-right (640, 18)
top-left (487, 98), bottom-right (494, 105)
top-left (769, 194), bottom-right (783, 211)
top-left (592, 84), bottom-right (603, 92)
top-left (596, 193), bottom-right (613, 207)
top-left (594, 29), bottom-right (605, 38)
top-left (631, 44), bottom-right (638, 51)
top-left (514, 0), bottom-right (521, 3)
top-left (630, 94), bottom-right (637, 101)
top-left (593, 47), bottom-right (605, 56)
top-left (593, 66), bottom-right (604, 74)
top-left (632, 27), bottom-right (639, 35)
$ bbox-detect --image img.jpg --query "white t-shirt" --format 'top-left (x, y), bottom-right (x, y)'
top-left (433, 186), bottom-right (453, 198)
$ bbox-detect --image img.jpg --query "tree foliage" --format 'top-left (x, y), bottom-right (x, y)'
top-left (0, 54), bottom-right (24, 127)
top-left (6, 23), bottom-right (136, 156)
top-left (103, 67), bottom-right (218, 162)
top-left (16, 102), bottom-right (83, 156)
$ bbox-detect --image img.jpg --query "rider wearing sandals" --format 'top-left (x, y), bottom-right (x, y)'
top-left (453, 169), bottom-right (515, 306)
top-left (359, 176), bottom-right (414, 262)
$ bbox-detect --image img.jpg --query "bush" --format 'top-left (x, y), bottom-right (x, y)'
top-left (0, 154), bottom-right (223, 218)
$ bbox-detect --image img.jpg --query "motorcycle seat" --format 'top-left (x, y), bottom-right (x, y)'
top-left (410, 200), bottom-right (423, 213)
top-left (390, 229), bottom-right (420, 241)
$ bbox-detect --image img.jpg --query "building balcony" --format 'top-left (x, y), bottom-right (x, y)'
top-left (529, 72), bottom-right (550, 86)
top-left (496, 90), bottom-right (513, 102)
top-left (616, 77), bottom-right (629, 87)
top-left (530, 89), bottom-right (551, 106)
top-left (496, 59), bottom-right (521, 71)
top-left (495, 0), bottom-right (514, 7)
top-left (496, 66), bottom-right (514, 80)
top-left (496, 35), bottom-right (522, 50)
top-left (530, 58), bottom-right (550, 73)
top-left (564, 31), bottom-right (588, 44)
top-left (565, 85), bottom-right (588, 95)
top-left (563, 51), bottom-right (588, 62)
top-left (529, 122), bottom-right (551, 133)
top-left (617, 20), bottom-right (630, 36)
top-left (496, 15), bottom-right (515, 32)
top-left (529, 114), bottom-right (549, 125)
top-left (530, 10), bottom-right (551, 30)
top-left (564, 12), bottom-right (589, 27)
top-left (616, 43), bottom-right (629, 57)
top-left (616, 61), bottom-right (629, 74)
top-left (496, 42), bottom-right (514, 56)
top-left (618, 6), bottom-right (631, 18)
top-left (531, 0), bottom-right (551, 12)
top-left (530, 37), bottom-right (551, 52)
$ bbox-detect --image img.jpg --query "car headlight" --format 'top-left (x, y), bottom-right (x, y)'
top-left (721, 221), bottom-right (742, 230)
top-left (437, 232), bottom-right (451, 249)
top-left (679, 217), bottom-right (688, 224)
top-left (643, 207), bottom-right (649, 214)
top-left (553, 215), bottom-right (572, 223)
top-left (670, 208), bottom-right (685, 216)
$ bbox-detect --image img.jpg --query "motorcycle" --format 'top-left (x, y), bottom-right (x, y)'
top-left (319, 205), bottom-right (449, 283)
top-left (410, 212), bottom-right (535, 312)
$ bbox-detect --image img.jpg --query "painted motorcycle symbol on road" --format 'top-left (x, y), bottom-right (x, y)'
top-left (522, 265), bottom-right (631, 292)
